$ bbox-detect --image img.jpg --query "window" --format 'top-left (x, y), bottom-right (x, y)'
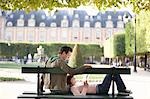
top-left (51, 22), bottom-right (57, 27)
top-left (41, 15), bottom-right (46, 19)
top-left (95, 22), bottom-right (101, 28)
top-left (39, 32), bottom-right (46, 42)
top-left (31, 14), bottom-right (35, 19)
top-left (117, 21), bottom-right (124, 28)
top-left (108, 15), bottom-right (112, 20)
top-left (118, 15), bottom-right (122, 20)
top-left (28, 19), bottom-right (35, 26)
top-left (84, 21), bottom-right (90, 27)
top-left (61, 30), bottom-right (68, 41)
top-left (97, 15), bottom-right (101, 20)
top-left (10, 14), bottom-right (13, 18)
top-left (28, 33), bottom-right (34, 42)
top-left (17, 19), bottom-right (24, 26)
top-left (61, 16), bottom-right (68, 27)
top-left (53, 15), bottom-right (56, 19)
top-left (106, 29), bottom-right (112, 39)
top-left (74, 14), bottom-right (79, 19)
top-left (106, 21), bottom-right (113, 28)
top-left (39, 22), bottom-right (46, 27)
top-left (17, 32), bottom-right (24, 41)
top-left (96, 31), bottom-right (100, 40)
top-left (83, 29), bottom-right (91, 40)
top-left (20, 14), bottom-right (24, 19)
top-left (72, 19), bottom-right (79, 27)
top-left (7, 21), bottom-right (13, 26)
top-left (85, 15), bottom-right (89, 20)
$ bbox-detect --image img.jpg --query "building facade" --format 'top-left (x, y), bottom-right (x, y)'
top-left (0, 9), bottom-right (131, 46)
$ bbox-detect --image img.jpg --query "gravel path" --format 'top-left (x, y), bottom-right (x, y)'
top-left (0, 66), bottom-right (150, 99)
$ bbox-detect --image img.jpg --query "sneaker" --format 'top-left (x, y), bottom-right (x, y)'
top-left (118, 90), bottom-right (132, 94)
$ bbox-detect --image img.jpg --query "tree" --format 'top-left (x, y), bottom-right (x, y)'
top-left (125, 21), bottom-right (134, 56)
top-left (113, 33), bottom-right (125, 57)
top-left (68, 44), bottom-right (84, 68)
top-left (0, 0), bottom-right (149, 13)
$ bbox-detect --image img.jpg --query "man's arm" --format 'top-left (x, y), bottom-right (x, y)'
top-left (57, 59), bottom-right (91, 75)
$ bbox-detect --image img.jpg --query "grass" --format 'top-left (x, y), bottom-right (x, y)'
top-left (0, 62), bottom-right (42, 69)
top-left (0, 62), bottom-right (106, 82)
top-left (0, 77), bottom-right (24, 82)
top-left (75, 74), bottom-right (105, 82)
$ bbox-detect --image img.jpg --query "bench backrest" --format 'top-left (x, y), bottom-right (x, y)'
top-left (22, 67), bottom-right (131, 74)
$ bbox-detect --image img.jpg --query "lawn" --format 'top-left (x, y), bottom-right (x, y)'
top-left (0, 61), bottom-right (43, 69)
top-left (0, 61), bottom-right (105, 81)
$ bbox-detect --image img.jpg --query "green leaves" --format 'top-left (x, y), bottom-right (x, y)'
top-left (0, 0), bottom-right (150, 13)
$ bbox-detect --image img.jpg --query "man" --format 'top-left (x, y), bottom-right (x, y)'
top-left (42, 46), bottom-right (91, 92)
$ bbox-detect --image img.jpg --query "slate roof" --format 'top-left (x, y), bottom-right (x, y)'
top-left (3, 9), bottom-right (132, 28)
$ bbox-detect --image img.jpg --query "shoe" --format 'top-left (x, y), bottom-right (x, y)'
top-left (118, 90), bottom-right (132, 94)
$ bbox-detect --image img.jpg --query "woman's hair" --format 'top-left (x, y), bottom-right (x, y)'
top-left (59, 46), bottom-right (72, 54)
top-left (67, 75), bottom-right (74, 86)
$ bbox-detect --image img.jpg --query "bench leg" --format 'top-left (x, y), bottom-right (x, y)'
top-left (112, 75), bottom-right (115, 98)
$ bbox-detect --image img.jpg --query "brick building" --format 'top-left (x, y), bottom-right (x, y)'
top-left (0, 9), bottom-right (131, 46)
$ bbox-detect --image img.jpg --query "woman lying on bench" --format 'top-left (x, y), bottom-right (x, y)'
top-left (67, 74), bottom-right (132, 96)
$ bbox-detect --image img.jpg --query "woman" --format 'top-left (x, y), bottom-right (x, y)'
top-left (67, 74), bottom-right (132, 96)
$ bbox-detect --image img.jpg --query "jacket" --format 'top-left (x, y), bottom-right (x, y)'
top-left (44, 56), bottom-right (87, 91)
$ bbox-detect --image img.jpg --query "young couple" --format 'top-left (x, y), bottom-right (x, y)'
top-left (42, 45), bottom-right (131, 95)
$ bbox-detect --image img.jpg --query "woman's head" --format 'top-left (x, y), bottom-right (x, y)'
top-left (67, 75), bottom-right (76, 86)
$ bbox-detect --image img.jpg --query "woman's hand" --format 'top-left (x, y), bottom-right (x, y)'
top-left (83, 80), bottom-right (89, 88)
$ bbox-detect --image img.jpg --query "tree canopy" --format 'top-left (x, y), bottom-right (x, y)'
top-left (0, 0), bottom-right (150, 13)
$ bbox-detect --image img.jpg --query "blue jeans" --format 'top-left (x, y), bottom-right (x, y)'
top-left (96, 74), bottom-right (126, 94)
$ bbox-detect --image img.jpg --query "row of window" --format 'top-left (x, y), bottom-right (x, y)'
top-left (7, 19), bottom-right (124, 28)
top-left (9, 13), bottom-right (123, 20)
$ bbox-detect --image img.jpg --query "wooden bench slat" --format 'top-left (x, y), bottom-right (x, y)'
top-left (22, 67), bottom-right (131, 74)
top-left (18, 94), bottom-right (133, 99)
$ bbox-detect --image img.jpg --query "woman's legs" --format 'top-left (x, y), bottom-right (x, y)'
top-left (96, 74), bottom-right (112, 94)
top-left (113, 74), bottom-right (126, 92)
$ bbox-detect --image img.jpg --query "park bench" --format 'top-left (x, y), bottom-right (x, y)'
top-left (17, 66), bottom-right (133, 99)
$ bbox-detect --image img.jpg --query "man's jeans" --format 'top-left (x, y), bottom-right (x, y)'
top-left (96, 74), bottom-right (126, 94)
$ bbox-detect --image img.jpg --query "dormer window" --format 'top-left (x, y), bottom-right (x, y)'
top-left (63, 15), bottom-right (67, 20)
top-left (108, 15), bottom-right (112, 20)
top-left (28, 19), bottom-right (35, 26)
top-left (95, 22), bottom-right (101, 28)
top-left (85, 15), bottom-right (89, 20)
top-left (61, 15), bottom-right (68, 27)
top-left (7, 21), bottom-right (13, 26)
top-left (97, 15), bottom-right (101, 20)
top-left (20, 14), bottom-right (24, 19)
top-left (17, 18), bottom-right (24, 26)
top-left (31, 14), bottom-right (35, 19)
top-left (74, 14), bottom-right (79, 19)
top-left (39, 22), bottom-right (46, 27)
top-left (53, 15), bottom-right (56, 19)
top-left (51, 22), bottom-right (57, 27)
top-left (10, 14), bottom-right (13, 18)
top-left (118, 15), bottom-right (122, 20)
top-left (84, 21), bottom-right (90, 27)
top-left (41, 15), bottom-right (46, 19)
top-left (72, 19), bottom-right (79, 27)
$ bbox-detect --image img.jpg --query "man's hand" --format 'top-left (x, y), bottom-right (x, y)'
top-left (83, 64), bottom-right (92, 69)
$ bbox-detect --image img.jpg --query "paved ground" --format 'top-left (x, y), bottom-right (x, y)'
top-left (0, 66), bottom-right (150, 99)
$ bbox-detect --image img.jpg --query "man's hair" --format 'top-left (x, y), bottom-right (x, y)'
top-left (67, 75), bottom-right (74, 86)
top-left (59, 46), bottom-right (72, 54)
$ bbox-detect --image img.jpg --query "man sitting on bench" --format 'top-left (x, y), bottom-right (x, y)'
top-left (41, 46), bottom-right (91, 93)
top-left (67, 74), bottom-right (132, 95)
